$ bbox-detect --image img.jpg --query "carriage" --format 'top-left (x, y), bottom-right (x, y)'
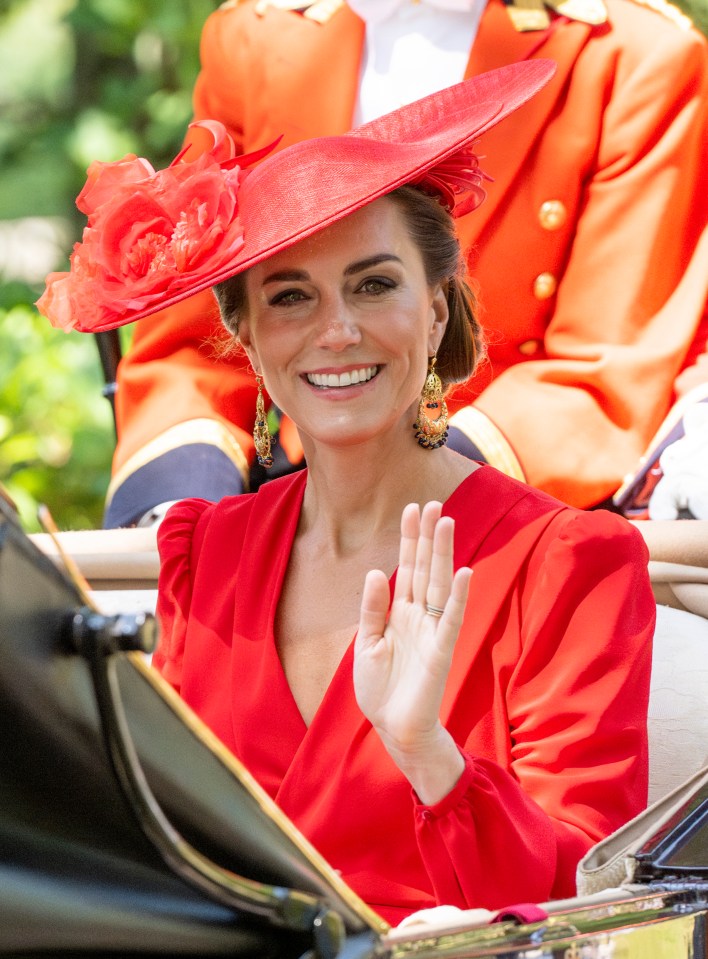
top-left (1, 495), bottom-right (706, 959)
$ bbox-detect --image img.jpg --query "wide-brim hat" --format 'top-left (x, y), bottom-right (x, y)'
top-left (37, 59), bottom-right (555, 334)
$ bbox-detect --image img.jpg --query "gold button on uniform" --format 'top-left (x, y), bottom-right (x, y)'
top-left (518, 338), bottom-right (542, 356)
top-left (533, 272), bottom-right (557, 300)
top-left (538, 200), bottom-right (567, 231)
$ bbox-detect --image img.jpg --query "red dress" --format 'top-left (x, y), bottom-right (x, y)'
top-left (154, 466), bottom-right (655, 925)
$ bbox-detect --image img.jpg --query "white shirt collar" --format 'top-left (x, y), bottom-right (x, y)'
top-left (348, 0), bottom-right (480, 25)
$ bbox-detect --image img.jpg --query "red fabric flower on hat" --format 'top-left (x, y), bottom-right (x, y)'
top-left (412, 146), bottom-right (491, 218)
top-left (37, 122), bottom-right (262, 333)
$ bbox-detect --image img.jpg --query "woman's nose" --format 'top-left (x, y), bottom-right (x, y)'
top-left (313, 299), bottom-right (361, 351)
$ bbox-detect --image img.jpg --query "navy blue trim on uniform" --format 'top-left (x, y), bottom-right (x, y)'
top-left (104, 444), bottom-right (245, 528)
top-left (446, 426), bottom-right (487, 464)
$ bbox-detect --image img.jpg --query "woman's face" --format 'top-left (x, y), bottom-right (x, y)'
top-left (237, 196), bottom-right (448, 451)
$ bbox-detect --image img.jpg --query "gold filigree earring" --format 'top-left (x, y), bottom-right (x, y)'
top-left (253, 374), bottom-right (273, 468)
top-left (413, 355), bottom-right (448, 450)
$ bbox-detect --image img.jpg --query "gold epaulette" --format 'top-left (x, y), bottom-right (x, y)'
top-left (624, 0), bottom-right (694, 28)
top-left (506, 0), bottom-right (696, 29)
top-left (503, 0), bottom-right (609, 29)
top-left (219, 0), bottom-right (345, 21)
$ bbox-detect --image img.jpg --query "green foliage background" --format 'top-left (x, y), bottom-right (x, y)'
top-left (0, 0), bottom-right (218, 530)
top-left (0, 0), bottom-right (706, 532)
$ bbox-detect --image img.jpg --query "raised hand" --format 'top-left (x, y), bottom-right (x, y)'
top-left (354, 501), bottom-right (472, 804)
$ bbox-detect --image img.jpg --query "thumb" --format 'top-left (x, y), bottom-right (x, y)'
top-left (356, 569), bottom-right (391, 649)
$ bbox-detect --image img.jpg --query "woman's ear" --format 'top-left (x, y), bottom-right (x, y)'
top-left (428, 282), bottom-right (449, 355)
top-left (236, 319), bottom-right (261, 374)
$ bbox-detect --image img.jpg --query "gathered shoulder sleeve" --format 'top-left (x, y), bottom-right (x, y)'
top-left (152, 498), bottom-right (216, 692)
top-left (414, 506), bottom-right (655, 908)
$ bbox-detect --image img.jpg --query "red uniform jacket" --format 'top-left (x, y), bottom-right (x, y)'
top-left (108, 0), bottom-right (708, 525)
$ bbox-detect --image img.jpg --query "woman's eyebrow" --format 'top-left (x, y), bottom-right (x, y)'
top-left (344, 254), bottom-right (403, 276)
top-left (262, 269), bottom-right (310, 285)
top-left (262, 254), bottom-right (402, 285)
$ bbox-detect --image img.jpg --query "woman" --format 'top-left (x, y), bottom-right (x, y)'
top-left (37, 61), bottom-right (655, 925)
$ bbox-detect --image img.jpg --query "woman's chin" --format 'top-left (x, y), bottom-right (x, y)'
top-left (299, 417), bottom-right (415, 457)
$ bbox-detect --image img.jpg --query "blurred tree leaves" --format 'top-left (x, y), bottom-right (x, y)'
top-left (679, 0), bottom-right (708, 33)
top-left (0, 0), bottom-right (218, 220)
top-left (0, 0), bottom-right (218, 530)
top-left (0, 304), bottom-right (113, 531)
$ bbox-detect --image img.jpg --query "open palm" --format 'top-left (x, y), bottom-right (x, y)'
top-left (353, 501), bottom-right (472, 754)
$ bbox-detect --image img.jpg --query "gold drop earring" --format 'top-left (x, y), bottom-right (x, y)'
top-left (253, 374), bottom-right (273, 467)
top-left (413, 354), bottom-right (449, 450)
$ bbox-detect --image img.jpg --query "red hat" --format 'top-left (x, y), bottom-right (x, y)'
top-left (37, 60), bottom-right (555, 334)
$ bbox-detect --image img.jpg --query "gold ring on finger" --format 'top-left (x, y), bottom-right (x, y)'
top-left (426, 603), bottom-right (445, 618)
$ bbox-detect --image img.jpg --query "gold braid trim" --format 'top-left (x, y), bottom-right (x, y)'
top-left (245, 0), bottom-right (346, 19)
top-left (303, 0), bottom-right (346, 21)
top-left (106, 418), bottom-right (250, 505)
top-left (449, 407), bottom-right (526, 481)
top-left (228, 0), bottom-right (691, 28)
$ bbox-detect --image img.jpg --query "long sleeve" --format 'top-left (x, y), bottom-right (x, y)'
top-left (106, 291), bottom-right (258, 527)
top-left (412, 509), bottom-right (654, 908)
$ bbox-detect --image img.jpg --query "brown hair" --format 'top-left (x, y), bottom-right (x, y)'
top-left (213, 185), bottom-right (484, 388)
top-left (388, 185), bottom-right (483, 387)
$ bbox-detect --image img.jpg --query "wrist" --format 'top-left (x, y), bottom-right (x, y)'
top-left (378, 723), bottom-right (465, 806)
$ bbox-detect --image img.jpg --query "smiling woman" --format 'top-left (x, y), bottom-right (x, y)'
top-left (35, 62), bottom-right (656, 927)
top-left (220, 199), bottom-right (452, 459)
top-left (214, 185), bottom-right (483, 391)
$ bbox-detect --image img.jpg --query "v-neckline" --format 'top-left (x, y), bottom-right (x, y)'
top-left (263, 471), bottom-right (355, 736)
top-left (252, 466), bottom-right (489, 736)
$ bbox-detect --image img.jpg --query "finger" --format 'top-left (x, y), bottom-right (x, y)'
top-left (356, 569), bottom-right (392, 650)
top-left (393, 503), bottom-right (420, 603)
top-left (412, 501), bottom-right (442, 607)
top-left (433, 567), bottom-right (473, 656)
top-left (425, 515), bottom-right (455, 615)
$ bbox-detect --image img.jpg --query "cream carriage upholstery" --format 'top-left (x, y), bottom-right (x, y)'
top-left (648, 606), bottom-right (708, 803)
top-left (638, 521), bottom-right (708, 803)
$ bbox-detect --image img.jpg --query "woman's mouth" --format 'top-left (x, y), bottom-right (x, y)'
top-left (305, 365), bottom-right (379, 388)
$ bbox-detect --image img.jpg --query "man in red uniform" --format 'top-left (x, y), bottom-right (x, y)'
top-left (106, 0), bottom-right (708, 527)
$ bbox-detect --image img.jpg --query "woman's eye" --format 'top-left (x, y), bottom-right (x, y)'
top-left (358, 277), bottom-right (396, 296)
top-left (270, 289), bottom-right (308, 306)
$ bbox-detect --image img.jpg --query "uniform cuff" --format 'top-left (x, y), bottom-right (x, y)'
top-left (447, 427), bottom-right (487, 463)
top-left (104, 444), bottom-right (245, 528)
top-left (448, 407), bottom-right (525, 482)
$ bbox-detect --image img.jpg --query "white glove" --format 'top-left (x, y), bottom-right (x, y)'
top-left (136, 500), bottom-right (180, 528)
top-left (649, 403), bottom-right (708, 520)
top-left (392, 905), bottom-right (494, 935)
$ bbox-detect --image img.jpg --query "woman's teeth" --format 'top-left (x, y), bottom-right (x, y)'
top-left (306, 365), bottom-right (378, 388)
